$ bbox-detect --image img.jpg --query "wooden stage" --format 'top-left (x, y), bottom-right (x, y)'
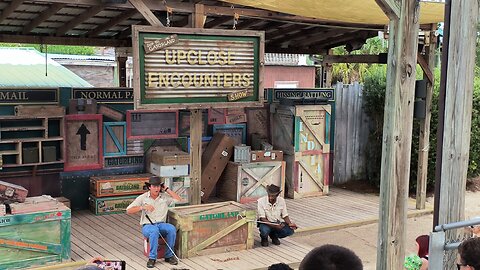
top-left (68, 188), bottom-right (432, 270)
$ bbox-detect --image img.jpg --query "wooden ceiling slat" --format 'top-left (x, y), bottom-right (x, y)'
top-left (266, 24), bottom-right (306, 40)
top-left (0, 0), bottom-right (24, 23)
top-left (234, 18), bottom-right (258, 30)
top-left (87, 9), bottom-right (137, 37)
top-left (268, 27), bottom-right (316, 45)
top-left (0, 33), bottom-right (130, 47)
top-left (22, 3), bottom-right (65, 34)
top-left (56, 5), bottom-right (104, 36)
top-left (298, 29), bottom-right (358, 47)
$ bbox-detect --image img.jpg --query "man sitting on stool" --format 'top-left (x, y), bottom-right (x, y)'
top-left (257, 184), bottom-right (297, 246)
top-left (126, 176), bottom-right (181, 268)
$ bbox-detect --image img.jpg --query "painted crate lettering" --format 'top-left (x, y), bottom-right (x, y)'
top-left (295, 105), bottom-right (331, 153)
top-left (0, 180), bottom-right (28, 203)
top-left (167, 201), bottom-right (255, 258)
top-left (0, 207), bottom-right (71, 269)
top-left (208, 108), bottom-right (226, 125)
top-left (212, 124), bottom-right (247, 146)
top-left (103, 122), bottom-right (127, 157)
top-left (218, 161), bottom-right (285, 204)
top-left (89, 195), bottom-right (137, 215)
top-left (90, 173), bottom-right (152, 197)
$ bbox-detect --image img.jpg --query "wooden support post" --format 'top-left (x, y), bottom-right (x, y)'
top-left (116, 56), bottom-right (127, 88)
top-left (190, 110), bottom-right (202, 205)
top-left (189, 4), bottom-right (205, 205)
top-left (436, 1), bottom-right (478, 268)
top-left (376, 1), bottom-right (419, 269)
top-left (415, 25), bottom-right (436, 210)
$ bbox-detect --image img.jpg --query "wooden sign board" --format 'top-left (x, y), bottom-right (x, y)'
top-left (126, 110), bottom-right (178, 140)
top-left (266, 88), bottom-right (335, 103)
top-left (132, 26), bottom-right (265, 109)
top-left (64, 114), bottom-right (103, 171)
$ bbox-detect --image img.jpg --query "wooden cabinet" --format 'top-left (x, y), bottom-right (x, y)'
top-left (0, 116), bottom-right (65, 167)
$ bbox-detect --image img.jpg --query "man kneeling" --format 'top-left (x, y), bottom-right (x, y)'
top-left (126, 176), bottom-right (181, 268)
top-left (257, 184), bottom-right (297, 246)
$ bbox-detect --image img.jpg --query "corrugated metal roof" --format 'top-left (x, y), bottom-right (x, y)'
top-left (0, 47), bottom-right (92, 87)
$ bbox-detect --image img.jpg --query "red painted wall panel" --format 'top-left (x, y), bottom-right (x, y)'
top-left (264, 66), bottom-right (316, 88)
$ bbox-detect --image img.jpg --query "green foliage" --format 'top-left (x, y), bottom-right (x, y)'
top-left (0, 43), bottom-right (95, 55)
top-left (331, 37), bottom-right (388, 84)
top-left (363, 66), bottom-right (480, 190)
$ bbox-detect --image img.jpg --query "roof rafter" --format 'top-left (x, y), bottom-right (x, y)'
top-left (204, 16), bottom-right (231, 28)
top-left (128, 0), bottom-right (163, 26)
top-left (23, 3), bottom-right (66, 34)
top-left (375, 0), bottom-right (401, 20)
top-left (87, 9), bottom-right (137, 37)
top-left (56, 5), bottom-right (105, 36)
top-left (0, 0), bottom-right (24, 23)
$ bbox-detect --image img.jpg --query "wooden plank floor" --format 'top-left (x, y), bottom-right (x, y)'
top-left (70, 188), bottom-right (430, 270)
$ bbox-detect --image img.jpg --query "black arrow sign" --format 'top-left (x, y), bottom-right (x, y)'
top-left (76, 124), bottom-right (91, 150)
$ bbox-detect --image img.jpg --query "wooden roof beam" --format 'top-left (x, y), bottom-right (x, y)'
top-left (0, 33), bottom-right (130, 47)
top-left (22, 3), bottom-right (65, 34)
top-left (87, 9), bottom-right (137, 37)
top-left (128, 0), bottom-right (163, 26)
top-left (204, 16), bottom-right (231, 28)
top-left (26, 0), bottom-right (194, 13)
top-left (234, 18), bottom-right (259, 30)
top-left (298, 29), bottom-right (358, 47)
top-left (0, 0), bottom-right (24, 23)
top-left (375, 0), bottom-right (400, 20)
top-left (266, 24), bottom-right (306, 40)
top-left (56, 5), bottom-right (104, 36)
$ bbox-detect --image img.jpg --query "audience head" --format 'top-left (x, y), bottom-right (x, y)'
top-left (268, 263), bottom-right (294, 270)
top-left (415, 235), bottom-right (430, 258)
top-left (299, 244), bottom-right (363, 270)
top-left (458, 237), bottom-right (480, 270)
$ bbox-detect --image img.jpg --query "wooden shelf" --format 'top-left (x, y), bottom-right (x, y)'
top-left (0, 137), bottom-right (63, 143)
top-left (0, 126), bottom-right (45, 132)
top-left (0, 116), bottom-right (65, 168)
top-left (0, 150), bottom-right (19, 155)
top-left (2, 160), bottom-right (65, 168)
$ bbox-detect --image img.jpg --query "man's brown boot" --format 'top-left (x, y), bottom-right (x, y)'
top-left (261, 237), bottom-right (269, 247)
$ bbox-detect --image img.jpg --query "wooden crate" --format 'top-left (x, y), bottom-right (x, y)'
top-left (167, 201), bottom-right (256, 258)
top-left (126, 110), bottom-right (178, 140)
top-left (103, 122), bottom-right (127, 156)
top-left (272, 104), bottom-right (332, 154)
top-left (90, 173), bottom-right (152, 197)
top-left (178, 110), bottom-right (208, 137)
top-left (250, 150), bottom-right (283, 162)
top-left (201, 133), bottom-right (235, 202)
top-left (212, 124), bottom-right (247, 146)
top-left (284, 152), bottom-right (330, 198)
top-left (150, 150), bottom-right (190, 166)
top-left (98, 104), bottom-right (124, 121)
top-left (89, 195), bottom-right (137, 215)
top-left (218, 161), bottom-right (285, 203)
top-left (0, 206), bottom-right (71, 269)
top-left (126, 140), bottom-right (144, 155)
top-left (208, 108), bottom-right (226, 125)
top-left (163, 177), bottom-right (190, 206)
top-left (14, 105), bottom-right (65, 117)
top-left (68, 99), bottom-right (97, 114)
top-left (64, 114), bottom-right (103, 171)
top-left (246, 105), bottom-right (271, 144)
top-left (0, 180), bottom-right (28, 203)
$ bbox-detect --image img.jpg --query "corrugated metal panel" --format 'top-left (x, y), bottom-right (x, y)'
top-left (0, 48), bottom-right (92, 87)
top-left (144, 38), bottom-right (255, 98)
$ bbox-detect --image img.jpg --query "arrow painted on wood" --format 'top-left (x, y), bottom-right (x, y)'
top-left (76, 124), bottom-right (90, 150)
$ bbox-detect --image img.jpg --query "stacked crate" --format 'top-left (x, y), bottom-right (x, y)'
top-left (89, 173), bottom-right (152, 215)
top-left (271, 104), bottom-right (333, 198)
top-left (146, 150), bottom-right (191, 206)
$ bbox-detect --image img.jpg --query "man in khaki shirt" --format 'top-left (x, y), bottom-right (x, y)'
top-left (127, 176), bottom-right (181, 268)
top-left (257, 184), bottom-right (297, 247)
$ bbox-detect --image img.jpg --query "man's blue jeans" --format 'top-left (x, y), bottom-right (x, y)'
top-left (142, 222), bottom-right (176, 259)
top-left (259, 223), bottom-right (294, 239)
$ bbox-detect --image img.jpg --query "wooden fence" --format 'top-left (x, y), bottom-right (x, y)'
top-left (333, 82), bottom-right (370, 184)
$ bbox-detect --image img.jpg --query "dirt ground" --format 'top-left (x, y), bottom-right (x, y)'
top-left (291, 180), bottom-right (480, 270)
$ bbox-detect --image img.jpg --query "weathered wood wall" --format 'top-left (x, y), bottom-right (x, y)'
top-left (333, 82), bottom-right (370, 184)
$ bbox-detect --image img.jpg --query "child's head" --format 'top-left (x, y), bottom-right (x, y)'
top-left (415, 235), bottom-right (430, 258)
